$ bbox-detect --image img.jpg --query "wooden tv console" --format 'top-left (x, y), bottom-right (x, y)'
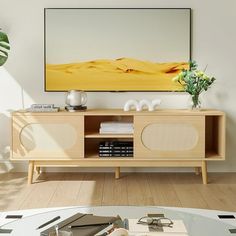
top-left (11, 109), bottom-right (225, 184)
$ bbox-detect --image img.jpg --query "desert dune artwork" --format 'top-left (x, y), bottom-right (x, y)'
top-left (45, 8), bottom-right (190, 91)
top-left (46, 58), bottom-right (188, 91)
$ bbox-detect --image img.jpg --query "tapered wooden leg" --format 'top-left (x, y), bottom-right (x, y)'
top-left (28, 161), bottom-right (34, 184)
top-left (115, 167), bottom-right (120, 179)
top-left (194, 167), bottom-right (200, 175)
top-left (35, 166), bottom-right (41, 175)
top-left (201, 161), bottom-right (208, 184)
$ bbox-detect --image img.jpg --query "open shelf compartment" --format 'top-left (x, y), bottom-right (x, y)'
top-left (84, 115), bottom-right (133, 136)
top-left (85, 138), bottom-right (134, 159)
top-left (205, 115), bottom-right (225, 160)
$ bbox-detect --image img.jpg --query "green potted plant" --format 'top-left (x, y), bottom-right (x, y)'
top-left (0, 28), bottom-right (10, 66)
top-left (173, 61), bottom-right (216, 110)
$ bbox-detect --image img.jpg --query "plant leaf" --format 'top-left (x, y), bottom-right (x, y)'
top-left (0, 56), bottom-right (7, 65)
top-left (0, 31), bottom-right (9, 43)
top-left (0, 49), bottom-right (8, 57)
top-left (0, 41), bottom-right (10, 50)
top-left (0, 30), bottom-right (10, 66)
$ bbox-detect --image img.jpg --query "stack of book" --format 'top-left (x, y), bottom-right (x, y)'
top-left (99, 141), bottom-right (133, 157)
top-left (99, 122), bottom-right (134, 134)
top-left (27, 104), bottom-right (59, 112)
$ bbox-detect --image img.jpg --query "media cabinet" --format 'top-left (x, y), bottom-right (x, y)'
top-left (11, 109), bottom-right (225, 184)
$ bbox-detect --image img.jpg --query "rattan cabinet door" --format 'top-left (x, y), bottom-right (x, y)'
top-left (12, 114), bottom-right (84, 160)
top-left (134, 115), bottom-right (205, 159)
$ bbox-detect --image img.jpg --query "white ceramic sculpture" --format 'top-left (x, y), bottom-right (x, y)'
top-left (124, 99), bottom-right (161, 111)
top-left (138, 99), bottom-right (152, 111)
top-left (123, 99), bottom-right (139, 111)
top-left (151, 99), bottom-right (162, 111)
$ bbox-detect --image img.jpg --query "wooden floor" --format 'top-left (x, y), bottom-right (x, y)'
top-left (1, 172), bottom-right (236, 212)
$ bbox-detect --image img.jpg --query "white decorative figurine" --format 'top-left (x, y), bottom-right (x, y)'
top-left (138, 99), bottom-right (152, 111)
top-left (151, 99), bottom-right (161, 111)
top-left (124, 99), bottom-right (161, 111)
top-left (123, 99), bottom-right (139, 111)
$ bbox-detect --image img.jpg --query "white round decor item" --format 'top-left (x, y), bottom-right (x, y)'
top-left (108, 228), bottom-right (129, 236)
top-left (123, 99), bottom-right (139, 111)
top-left (152, 99), bottom-right (162, 110)
top-left (138, 99), bottom-right (153, 111)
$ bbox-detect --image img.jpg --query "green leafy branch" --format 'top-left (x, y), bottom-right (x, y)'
top-left (173, 61), bottom-right (215, 96)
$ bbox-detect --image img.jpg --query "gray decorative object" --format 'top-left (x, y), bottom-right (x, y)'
top-left (66, 90), bottom-right (87, 107)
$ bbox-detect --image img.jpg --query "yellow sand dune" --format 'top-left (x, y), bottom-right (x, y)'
top-left (46, 58), bottom-right (188, 91)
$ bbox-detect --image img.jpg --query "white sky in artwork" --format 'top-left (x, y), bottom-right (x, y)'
top-left (45, 9), bottom-right (190, 64)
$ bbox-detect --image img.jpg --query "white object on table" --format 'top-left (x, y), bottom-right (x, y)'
top-left (124, 99), bottom-right (161, 112)
top-left (65, 90), bottom-right (87, 106)
top-left (151, 99), bottom-right (161, 111)
top-left (123, 100), bottom-right (139, 111)
top-left (1, 206), bottom-right (236, 236)
top-left (138, 99), bottom-right (152, 111)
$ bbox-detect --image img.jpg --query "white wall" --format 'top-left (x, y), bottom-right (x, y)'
top-left (0, 0), bottom-right (236, 172)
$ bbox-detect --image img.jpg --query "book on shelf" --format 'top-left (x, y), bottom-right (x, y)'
top-left (99, 153), bottom-right (133, 157)
top-left (99, 150), bottom-right (133, 154)
top-left (27, 104), bottom-right (59, 112)
top-left (26, 108), bottom-right (59, 112)
top-left (99, 141), bottom-right (133, 157)
top-left (99, 122), bottom-right (134, 134)
top-left (99, 141), bottom-right (133, 147)
top-left (100, 121), bottom-right (134, 128)
top-left (99, 148), bottom-right (133, 152)
top-left (31, 104), bottom-right (55, 109)
top-left (99, 129), bottom-right (134, 134)
top-left (99, 146), bottom-right (133, 150)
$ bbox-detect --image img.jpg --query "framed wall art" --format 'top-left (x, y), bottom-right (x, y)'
top-left (44, 8), bottom-right (191, 91)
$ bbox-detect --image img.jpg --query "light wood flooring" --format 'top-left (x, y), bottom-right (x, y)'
top-left (1, 172), bottom-right (236, 212)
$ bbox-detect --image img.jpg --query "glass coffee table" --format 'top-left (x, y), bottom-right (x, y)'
top-left (0, 206), bottom-right (236, 235)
